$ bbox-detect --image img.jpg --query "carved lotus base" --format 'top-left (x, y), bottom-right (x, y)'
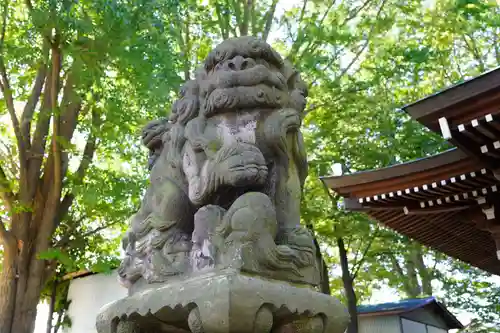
top-left (96, 269), bottom-right (349, 333)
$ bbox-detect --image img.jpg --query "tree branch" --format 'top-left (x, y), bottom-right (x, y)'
top-left (25, 0), bottom-right (56, 47)
top-left (172, 9), bottom-right (191, 80)
top-left (0, 0), bottom-right (7, 46)
top-left (388, 252), bottom-right (413, 294)
top-left (24, 0), bottom-right (33, 11)
top-left (0, 216), bottom-right (15, 251)
top-left (82, 221), bottom-right (119, 238)
top-left (59, 87), bottom-right (83, 176)
top-left (351, 226), bottom-right (379, 280)
top-left (404, 249), bottom-right (421, 297)
top-left (51, 39), bottom-right (63, 198)
top-left (0, 215), bottom-right (9, 240)
top-left (215, 3), bottom-right (229, 40)
top-left (52, 108), bottom-right (101, 233)
top-left (52, 215), bottom-right (86, 248)
top-left (462, 32), bottom-right (485, 72)
top-left (55, 218), bottom-right (118, 249)
top-left (231, 0), bottom-right (244, 36)
top-left (28, 32), bottom-right (62, 204)
top-left (28, 56), bottom-right (56, 202)
top-left (287, 0), bottom-right (309, 60)
top-left (76, 109), bottom-right (101, 181)
top-left (262, 0), bottom-right (278, 42)
top-left (240, 0), bottom-right (252, 36)
top-left (412, 242), bottom-right (432, 295)
top-left (23, 42), bottom-right (64, 298)
top-left (298, 0), bottom-right (308, 23)
top-left (0, 141), bottom-right (19, 177)
top-left (341, 0), bottom-right (372, 26)
top-left (55, 193), bottom-right (73, 226)
top-left (308, 0), bottom-right (386, 89)
top-left (0, 64), bottom-right (22, 150)
top-left (42, 65), bottom-right (84, 197)
top-left (334, 37), bottom-right (369, 80)
top-left (250, 0), bottom-right (257, 36)
top-left (21, 42), bottom-right (49, 145)
top-left (183, 11), bottom-right (191, 81)
top-left (0, 0), bottom-right (29, 168)
top-left (293, 0), bottom-right (336, 62)
top-left (0, 163), bottom-right (14, 212)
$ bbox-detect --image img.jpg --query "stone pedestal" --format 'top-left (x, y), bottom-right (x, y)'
top-left (96, 269), bottom-right (349, 333)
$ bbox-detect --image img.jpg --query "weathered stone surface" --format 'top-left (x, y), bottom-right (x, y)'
top-left (99, 36), bottom-right (350, 333)
top-left (118, 36), bottom-right (320, 289)
top-left (96, 269), bottom-right (349, 333)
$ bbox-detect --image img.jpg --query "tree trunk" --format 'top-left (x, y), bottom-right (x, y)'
top-left (0, 251), bottom-right (17, 333)
top-left (412, 243), bottom-right (433, 296)
top-left (12, 250), bottom-right (53, 333)
top-left (320, 258), bottom-right (331, 295)
top-left (337, 237), bottom-right (358, 333)
top-left (0, 264), bottom-right (43, 333)
top-left (0, 228), bottom-right (51, 333)
top-left (8, 257), bottom-right (45, 333)
top-left (404, 253), bottom-right (422, 298)
top-left (308, 226), bottom-right (331, 295)
top-left (11, 303), bottom-right (39, 333)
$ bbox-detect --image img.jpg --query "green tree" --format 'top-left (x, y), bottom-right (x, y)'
top-left (0, 1), bottom-right (182, 332)
top-left (460, 319), bottom-right (500, 333)
top-left (311, 0), bottom-right (500, 330)
top-left (300, 0), bottom-right (500, 331)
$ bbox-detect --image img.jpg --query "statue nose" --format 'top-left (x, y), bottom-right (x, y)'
top-left (225, 56), bottom-right (255, 71)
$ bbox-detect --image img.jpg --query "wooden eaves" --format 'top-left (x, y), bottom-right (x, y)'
top-left (322, 66), bottom-right (500, 276)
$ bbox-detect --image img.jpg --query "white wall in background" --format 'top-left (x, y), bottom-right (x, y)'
top-left (359, 315), bottom-right (401, 333)
top-left (64, 271), bottom-right (127, 333)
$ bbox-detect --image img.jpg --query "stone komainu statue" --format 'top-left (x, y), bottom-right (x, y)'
top-left (118, 36), bottom-right (320, 292)
top-left (98, 37), bottom-right (348, 333)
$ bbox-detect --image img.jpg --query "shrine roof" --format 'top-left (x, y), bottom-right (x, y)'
top-left (403, 66), bottom-right (500, 133)
top-left (322, 67), bottom-right (500, 275)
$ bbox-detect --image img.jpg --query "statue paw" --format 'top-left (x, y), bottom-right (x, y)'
top-left (114, 320), bottom-right (140, 333)
top-left (187, 307), bottom-right (204, 333)
top-left (191, 205), bottom-right (225, 272)
top-left (253, 305), bottom-right (274, 333)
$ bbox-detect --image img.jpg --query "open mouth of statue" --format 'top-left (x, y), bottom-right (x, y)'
top-left (205, 64), bottom-right (287, 94)
top-left (201, 64), bottom-right (289, 117)
top-left (203, 143), bottom-right (270, 208)
top-left (210, 183), bottom-right (268, 210)
top-left (203, 85), bottom-right (288, 118)
top-left (223, 147), bottom-right (268, 177)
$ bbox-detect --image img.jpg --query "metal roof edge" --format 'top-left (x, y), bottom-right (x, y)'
top-left (357, 297), bottom-right (463, 330)
top-left (430, 299), bottom-right (465, 329)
